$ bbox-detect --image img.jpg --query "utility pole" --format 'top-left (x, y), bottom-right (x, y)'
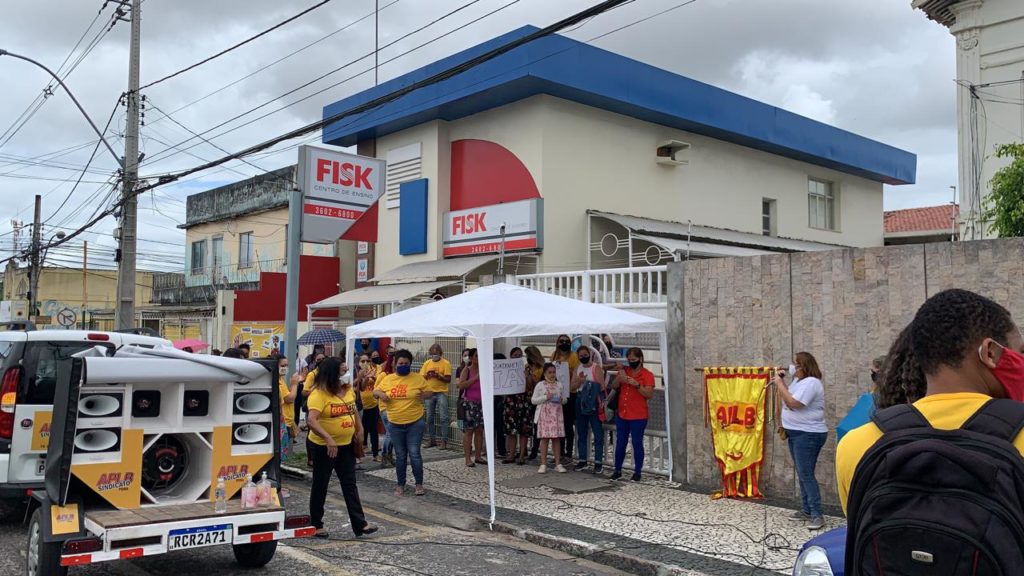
top-left (29, 195), bottom-right (41, 322)
top-left (82, 241), bottom-right (88, 329)
top-left (115, 0), bottom-right (141, 330)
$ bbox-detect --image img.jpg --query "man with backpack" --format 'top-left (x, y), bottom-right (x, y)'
top-left (837, 288), bottom-right (1024, 575)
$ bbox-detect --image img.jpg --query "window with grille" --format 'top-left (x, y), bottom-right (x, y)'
top-left (190, 240), bottom-right (206, 274)
top-left (239, 232), bottom-right (255, 268)
top-left (211, 236), bottom-right (223, 275)
top-left (762, 198), bottom-right (776, 236)
top-left (807, 179), bottom-right (836, 230)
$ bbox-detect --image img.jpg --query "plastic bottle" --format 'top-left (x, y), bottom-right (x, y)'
top-left (241, 474), bottom-right (257, 509)
top-left (256, 471), bottom-right (272, 507)
top-left (214, 477), bottom-right (227, 514)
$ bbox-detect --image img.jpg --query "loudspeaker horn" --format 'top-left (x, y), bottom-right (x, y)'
top-left (79, 394), bottom-right (121, 417)
top-left (233, 424), bottom-right (269, 444)
top-left (74, 429), bottom-right (119, 452)
top-left (235, 393), bottom-right (271, 414)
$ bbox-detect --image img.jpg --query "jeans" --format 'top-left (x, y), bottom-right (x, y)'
top-left (390, 417), bottom-right (426, 487)
top-left (362, 406), bottom-right (380, 457)
top-left (562, 395), bottom-right (576, 458)
top-left (614, 418), bottom-right (647, 472)
top-left (380, 411), bottom-right (393, 457)
top-left (575, 410), bottom-right (604, 466)
top-left (424, 393), bottom-right (449, 442)
top-left (308, 442), bottom-right (368, 534)
top-left (786, 429), bottom-right (827, 518)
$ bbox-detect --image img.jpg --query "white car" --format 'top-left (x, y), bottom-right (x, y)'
top-left (0, 327), bottom-right (170, 501)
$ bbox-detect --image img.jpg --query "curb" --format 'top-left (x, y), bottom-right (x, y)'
top-left (489, 521), bottom-right (688, 576)
top-left (283, 461), bottom-right (686, 575)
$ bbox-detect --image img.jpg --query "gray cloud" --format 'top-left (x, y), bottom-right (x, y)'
top-left (0, 0), bottom-right (958, 266)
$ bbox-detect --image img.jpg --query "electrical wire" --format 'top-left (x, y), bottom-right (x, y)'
top-left (138, 0), bottom-right (334, 91)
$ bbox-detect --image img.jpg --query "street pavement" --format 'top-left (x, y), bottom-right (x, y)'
top-left (0, 480), bottom-right (624, 576)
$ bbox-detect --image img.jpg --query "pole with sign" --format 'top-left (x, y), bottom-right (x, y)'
top-left (283, 144), bottom-right (386, 385)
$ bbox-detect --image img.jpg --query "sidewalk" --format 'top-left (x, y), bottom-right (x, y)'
top-left (347, 448), bottom-right (843, 575)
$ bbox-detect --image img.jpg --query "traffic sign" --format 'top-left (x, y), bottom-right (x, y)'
top-left (57, 308), bottom-right (77, 327)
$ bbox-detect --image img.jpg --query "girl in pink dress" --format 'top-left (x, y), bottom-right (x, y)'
top-left (531, 362), bottom-right (567, 473)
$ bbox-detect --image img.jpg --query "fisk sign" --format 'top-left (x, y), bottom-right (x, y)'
top-left (297, 144), bottom-right (386, 244)
top-left (442, 198), bottom-right (543, 257)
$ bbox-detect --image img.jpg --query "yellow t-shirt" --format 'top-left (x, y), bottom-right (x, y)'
top-left (420, 358), bottom-right (453, 394)
top-left (303, 369), bottom-right (318, 394)
top-left (377, 373), bottom-right (428, 425)
top-left (359, 366), bottom-right (379, 410)
top-left (305, 387), bottom-right (358, 446)
top-left (278, 379), bottom-right (295, 428)
top-left (836, 392), bottom-right (1024, 514)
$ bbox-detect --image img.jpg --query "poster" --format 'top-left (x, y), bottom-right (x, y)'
top-left (704, 367), bottom-right (771, 499)
top-left (231, 323), bottom-right (284, 358)
top-left (554, 361), bottom-right (571, 399)
top-left (357, 241), bottom-right (369, 255)
top-left (493, 358), bottom-right (526, 395)
top-left (357, 258), bottom-right (369, 282)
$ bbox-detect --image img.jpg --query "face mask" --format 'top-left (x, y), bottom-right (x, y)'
top-left (279, 367), bottom-right (287, 376)
top-left (372, 357), bottom-right (383, 365)
top-left (396, 364), bottom-right (412, 376)
top-left (628, 360), bottom-right (641, 370)
top-left (430, 354), bottom-right (441, 362)
top-left (558, 343), bottom-right (570, 352)
top-left (789, 364), bottom-right (797, 377)
top-left (986, 342), bottom-right (1024, 401)
top-left (462, 355), bottom-right (469, 363)
top-left (579, 355), bottom-right (590, 365)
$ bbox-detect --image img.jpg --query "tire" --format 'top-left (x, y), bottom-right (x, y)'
top-left (26, 508), bottom-right (66, 576)
top-left (232, 540), bottom-right (278, 568)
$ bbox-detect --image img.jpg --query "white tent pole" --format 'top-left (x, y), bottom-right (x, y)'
top-left (346, 336), bottom-right (355, 384)
top-left (659, 329), bottom-right (673, 483)
top-left (477, 337), bottom-right (497, 527)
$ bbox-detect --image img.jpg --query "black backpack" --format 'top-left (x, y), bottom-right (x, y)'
top-left (845, 399), bottom-right (1024, 575)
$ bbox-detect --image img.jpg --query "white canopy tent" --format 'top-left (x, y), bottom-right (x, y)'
top-left (345, 283), bottom-right (668, 525)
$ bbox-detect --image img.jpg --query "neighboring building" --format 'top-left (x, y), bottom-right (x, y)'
top-left (151, 166), bottom-right (341, 354)
top-left (914, 0), bottom-right (1024, 239)
top-left (313, 26), bottom-right (916, 314)
top-left (884, 204), bottom-right (960, 245)
top-left (1, 263), bottom-right (153, 330)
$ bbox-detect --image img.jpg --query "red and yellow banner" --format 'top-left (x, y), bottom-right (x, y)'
top-left (704, 367), bottom-right (771, 499)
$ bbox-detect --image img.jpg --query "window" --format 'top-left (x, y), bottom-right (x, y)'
top-left (239, 231), bottom-right (255, 268)
top-left (762, 198), bottom-right (777, 237)
top-left (211, 235), bottom-right (223, 275)
top-left (190, 240), bottom-right (206, 274)
top-left (807, 179), bottom-right (836, 230)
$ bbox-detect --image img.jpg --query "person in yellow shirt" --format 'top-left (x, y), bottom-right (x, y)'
top-left (551, 335), bottom-right (579, 464)
top-left (837, 289), bottom-right (1024, 573)
top-left (353, 353), bottom-right (381, 462)
top-left (305, 357), bottom-right (376, 538)
top-left (420, 343), bottom-right (452, 449)
top-left (373, 349), bottom-right (432, 496)
top-left (276, 356), bottom-right (297, 453)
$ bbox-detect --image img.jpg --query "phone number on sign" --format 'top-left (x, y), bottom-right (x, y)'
top-left (305, 205), bottom-right (362, 220)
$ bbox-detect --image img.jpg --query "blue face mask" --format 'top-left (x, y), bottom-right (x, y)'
top-left (396, 364), bottom-right (411, 376)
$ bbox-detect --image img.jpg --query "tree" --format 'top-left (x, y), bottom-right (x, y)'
top-left (984, 143), bottom-right (1024, 238)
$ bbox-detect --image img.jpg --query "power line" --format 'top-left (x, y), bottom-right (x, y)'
top-left (138, 0), bottom-right (334, 91)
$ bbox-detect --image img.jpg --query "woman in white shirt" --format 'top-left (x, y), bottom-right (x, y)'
top-left (773, 351), bottom-right (828, 531)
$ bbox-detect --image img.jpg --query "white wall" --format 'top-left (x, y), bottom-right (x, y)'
top-left (367, 94), bottom-right (886, 276)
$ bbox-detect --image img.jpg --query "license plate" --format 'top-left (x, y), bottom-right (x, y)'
top-left (168, 524), bottom-right (231, 551)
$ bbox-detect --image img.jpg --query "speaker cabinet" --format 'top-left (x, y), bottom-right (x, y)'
top-left (78, 393), bottom-right (123, 418)
top-left (74, 428), bottom-right (121, 453)
top-left (233, 392), bottom-right (272, 415)
top-left (232, 422), bottom-right (271, 445)
top-left (183, 390), bottom-right (209, 418)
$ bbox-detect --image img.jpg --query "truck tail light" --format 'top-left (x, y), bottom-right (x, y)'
top-left (86, 333), bottom-right (110, 341)
top-left (62, 537), bottom-right (102, 555)
top-left (0, 367), bottom-right (22, 439)
top-left (284, 515), bottom-right (311, 529)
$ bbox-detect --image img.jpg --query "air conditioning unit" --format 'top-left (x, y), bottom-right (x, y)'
top-left (656, 140), bottom-right (690, 166)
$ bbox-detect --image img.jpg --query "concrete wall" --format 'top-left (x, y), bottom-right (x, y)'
top-left (667, 238), bottom-right (1024, 506)
top-left (367, 94), bottom-right (886, 277)
top-left (3, 265), bottom-right (153, 327)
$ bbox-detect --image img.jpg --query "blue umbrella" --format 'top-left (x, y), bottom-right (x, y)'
top-left (837, 392), bottom-right (876, 443)
top-left (296, 328), bottom-right (345, 346)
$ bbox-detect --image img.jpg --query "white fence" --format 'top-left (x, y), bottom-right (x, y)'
top-left (515, 266), bottom-right (668, 311)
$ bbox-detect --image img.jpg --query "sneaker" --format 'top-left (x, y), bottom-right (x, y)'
top-left (806, 516), bottom-right (825, 530)
top-left (555, 464), bottom-right (567, 473)
top-left (538, 464), bottom-right (547, 474)
top-left (609, 471), bottom-right (622, 481)
top-left (573, 462), bottom-right (588, 472)
top-left (790, 510), bottom-right (810, 520)
top-left (631, 472), bottom-right (642, 482)
top-left (593, 464), bottom-right (603, 474)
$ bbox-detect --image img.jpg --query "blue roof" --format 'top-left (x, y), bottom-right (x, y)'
top-left (323, 26), bottom-right (916, 185)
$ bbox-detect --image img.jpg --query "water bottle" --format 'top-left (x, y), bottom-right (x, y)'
top-left (214, 477), bottom-right (227, 514)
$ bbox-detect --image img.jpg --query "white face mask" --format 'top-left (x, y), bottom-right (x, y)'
top-left (788, 364), bottom-right (797, 377)
top-left (279, 367), bottom-right (288, 376)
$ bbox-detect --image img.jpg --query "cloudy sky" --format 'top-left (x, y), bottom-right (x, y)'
top-left (0, 0), bottom-right (956, 271)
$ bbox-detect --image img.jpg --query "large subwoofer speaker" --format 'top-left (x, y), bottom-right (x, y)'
top-left (142, 435), bottom-right (188, 494)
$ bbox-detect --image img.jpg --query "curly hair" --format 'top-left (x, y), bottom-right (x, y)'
top-left (909, 289), bottom-right (1016, 376)
top-left (876, 325), bottom-right (927, 409)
